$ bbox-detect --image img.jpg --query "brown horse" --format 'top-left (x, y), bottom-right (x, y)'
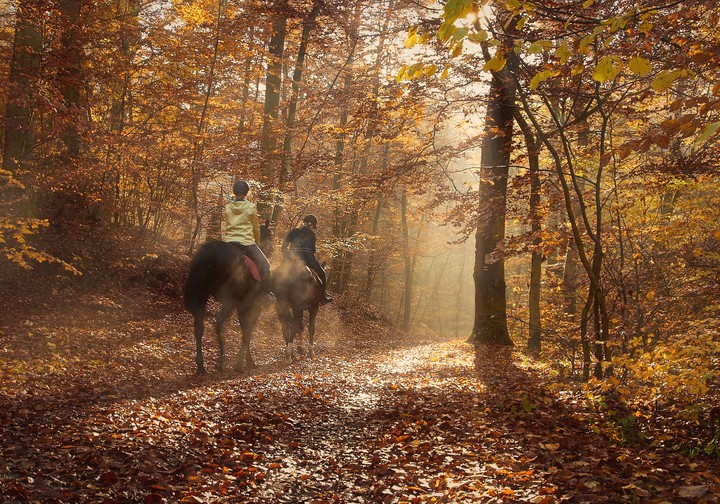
top-left (183, 225), bottom-right (273, 374)
top-left (270, 254), bottom-right (323, 364)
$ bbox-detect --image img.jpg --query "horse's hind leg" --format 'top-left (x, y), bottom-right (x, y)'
top-left (307, 307), bottom-right (318, 359)
top-left (235, 306), bottom-right (260, 372)
top-left (276, 302), bottom-right (294, 365)
top-left (292, 309), bottom-right (305, 358)
top-left (214, 301), bottom-right (234, 371)
top-left (194, 312), bottom-right (206, 374)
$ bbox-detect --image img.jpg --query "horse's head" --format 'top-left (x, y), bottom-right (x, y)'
top-left (259, 220), bottom-right (274, 257)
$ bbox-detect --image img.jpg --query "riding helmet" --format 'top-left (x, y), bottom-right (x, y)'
top-left (303, 214), bottom-right (318, 228)
top-left (232, 180), bottom-right (250, 197)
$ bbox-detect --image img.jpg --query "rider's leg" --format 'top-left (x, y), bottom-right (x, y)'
top-left (247, 244), bottom-right (271, 293)
top-left (303, 252), bottom-right (332, 304)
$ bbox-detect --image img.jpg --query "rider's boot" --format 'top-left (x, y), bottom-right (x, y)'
top-left (320, 287), bottom-right (332, 305)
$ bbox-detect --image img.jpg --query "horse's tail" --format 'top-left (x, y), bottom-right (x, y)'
top-left (183, 243), bottom-right (215, 316)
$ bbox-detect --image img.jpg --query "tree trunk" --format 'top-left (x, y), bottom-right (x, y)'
top-left (58, 0), bottom-right (83, 160)
top-left (515, 112), bottom-right (542, 352)
top-left (401, 190), bottom-right (412, 331)
top-left (562, 106), bottom-right (589, 317)
top-left (273, 0), bottom-right (321, 224)
top-left (188, 0), bottom-right (223, 254)
top-left (472, 61), bottom-right (515, 347)
top-left (2, 1), bottom-right (43, 204)
top-left (330, 0), bottom-right (392, 294)
top-left (258, 0), bottom-right (287, 215)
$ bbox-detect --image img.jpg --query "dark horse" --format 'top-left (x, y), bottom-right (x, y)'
top-left (183, 225), bottom-right (273, 374)
top-left (270, 254), bottom-right (323, 364)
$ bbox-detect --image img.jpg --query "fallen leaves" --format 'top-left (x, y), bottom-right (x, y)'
top-left (1, 283), bottom-right (719, 503)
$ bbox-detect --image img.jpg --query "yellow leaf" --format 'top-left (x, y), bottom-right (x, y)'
top-left (554, 42), bottom-right (571, 64)
top-left (652, 69), bottom-right (681, 92)
top-left (583, 0), bottom-right (594, 6)
top-left (629, 56), bottom-right (651, 76)
top-left (592, 55), bottom-right (622, 83)
top-left (405, 32), bottom-right (418, 49)
top-left (483, 53), bottom-right (507, 72)
top-left (639, 20), bottom-right (653, 33)
top-left (396, 66), bottom-right (407, 82)
top-left (451, 40), bottom-right (464, 57)
top-left (529, 69), bottom-right (560, 90)
top-left (440, 64), bottom-right (451, 80)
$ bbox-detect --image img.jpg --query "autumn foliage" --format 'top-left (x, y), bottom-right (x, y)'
top-left (1, 0), bottom-right (720, 501)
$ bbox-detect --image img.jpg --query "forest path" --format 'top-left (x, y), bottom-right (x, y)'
top-left (0, 285), bottom-right (718, 503)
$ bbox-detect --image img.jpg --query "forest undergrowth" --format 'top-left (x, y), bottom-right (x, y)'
top-left (0, 238), bottom-right (719, 503)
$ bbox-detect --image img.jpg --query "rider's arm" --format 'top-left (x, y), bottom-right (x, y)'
top-left (250, 206), bottom-right (261, 245)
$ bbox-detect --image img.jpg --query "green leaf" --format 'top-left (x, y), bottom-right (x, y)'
top-left (453, 27), bottom-right (469, 41)
top-left (592, 56), bottom-right (622, 83)
top-left (693, 121), bottom-right (720, 147)
top-left (468, 30), bottom-right (488, 43)
top-left (527, 42), bottom-right (545, 54)
top-left (629, 56), bottom-right (651, 76)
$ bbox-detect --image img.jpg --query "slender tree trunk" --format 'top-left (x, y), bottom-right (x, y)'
top-left (472, 61), bottom-right (515, 347)
top-left (2, 1), bottom-right (42, 205)
top-left (515, 112), bottom-right (542, 352)
top-left (335, 0), bottom-right (393, 295)
top-left (58, 0), bottom-right (83, 160)
top-left (329, 2), bottom-right (361, 292)
top-left (273, 0), bottom-right (321, 223)
top-left (363, 141), bottom-right (390, 300)
top-left (401, 190), bottom-right (412, 331)
top-left (109, 0), bottom-right (138, 226)
top-left (562, 105), bottom-right (589, 317)
top-left (188, 0), bottom-right (223, 254)
top-left (258, 0), bottom-right (287, 216)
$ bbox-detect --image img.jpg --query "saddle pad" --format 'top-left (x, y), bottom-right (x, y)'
top-left (244, 256), bottom-right (262, 282)
top-left (306, 266), bottom-right (323, 285)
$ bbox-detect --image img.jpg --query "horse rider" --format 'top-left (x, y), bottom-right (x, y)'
top-left (224, 180), bottom-right (272, 298)
top-left (282, 214), bottom-right (332, 305)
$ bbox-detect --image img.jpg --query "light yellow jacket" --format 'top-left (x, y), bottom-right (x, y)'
top-left (224, 199), bottom-right (260, 246)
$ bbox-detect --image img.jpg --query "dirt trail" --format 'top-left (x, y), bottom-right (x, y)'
top-left (1, 286), bottom-right (719, 503)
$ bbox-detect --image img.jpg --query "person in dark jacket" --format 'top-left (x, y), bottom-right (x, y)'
top-left (282, 214), bottom-right (332, 305)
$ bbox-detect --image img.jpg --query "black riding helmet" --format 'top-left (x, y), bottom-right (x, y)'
top-left (232, 180), bottom-right (250, 197)
top-left (303, 214), bottom-right (318, 228)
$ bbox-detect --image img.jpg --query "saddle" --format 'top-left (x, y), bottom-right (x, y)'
top-left (228, 242), bottom-right (262, 282)
top-left (245, 256), bottom-right (262, 282)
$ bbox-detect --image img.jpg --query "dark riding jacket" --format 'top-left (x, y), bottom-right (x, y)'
top-left (282, 226), bottom-right (325, 284)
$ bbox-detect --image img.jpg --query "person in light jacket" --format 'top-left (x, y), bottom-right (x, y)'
top-left (224, 180), bottom-right (271, 296)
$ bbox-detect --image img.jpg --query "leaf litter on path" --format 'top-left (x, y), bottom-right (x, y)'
top-left (1, 287), bottom-right (719, 503)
